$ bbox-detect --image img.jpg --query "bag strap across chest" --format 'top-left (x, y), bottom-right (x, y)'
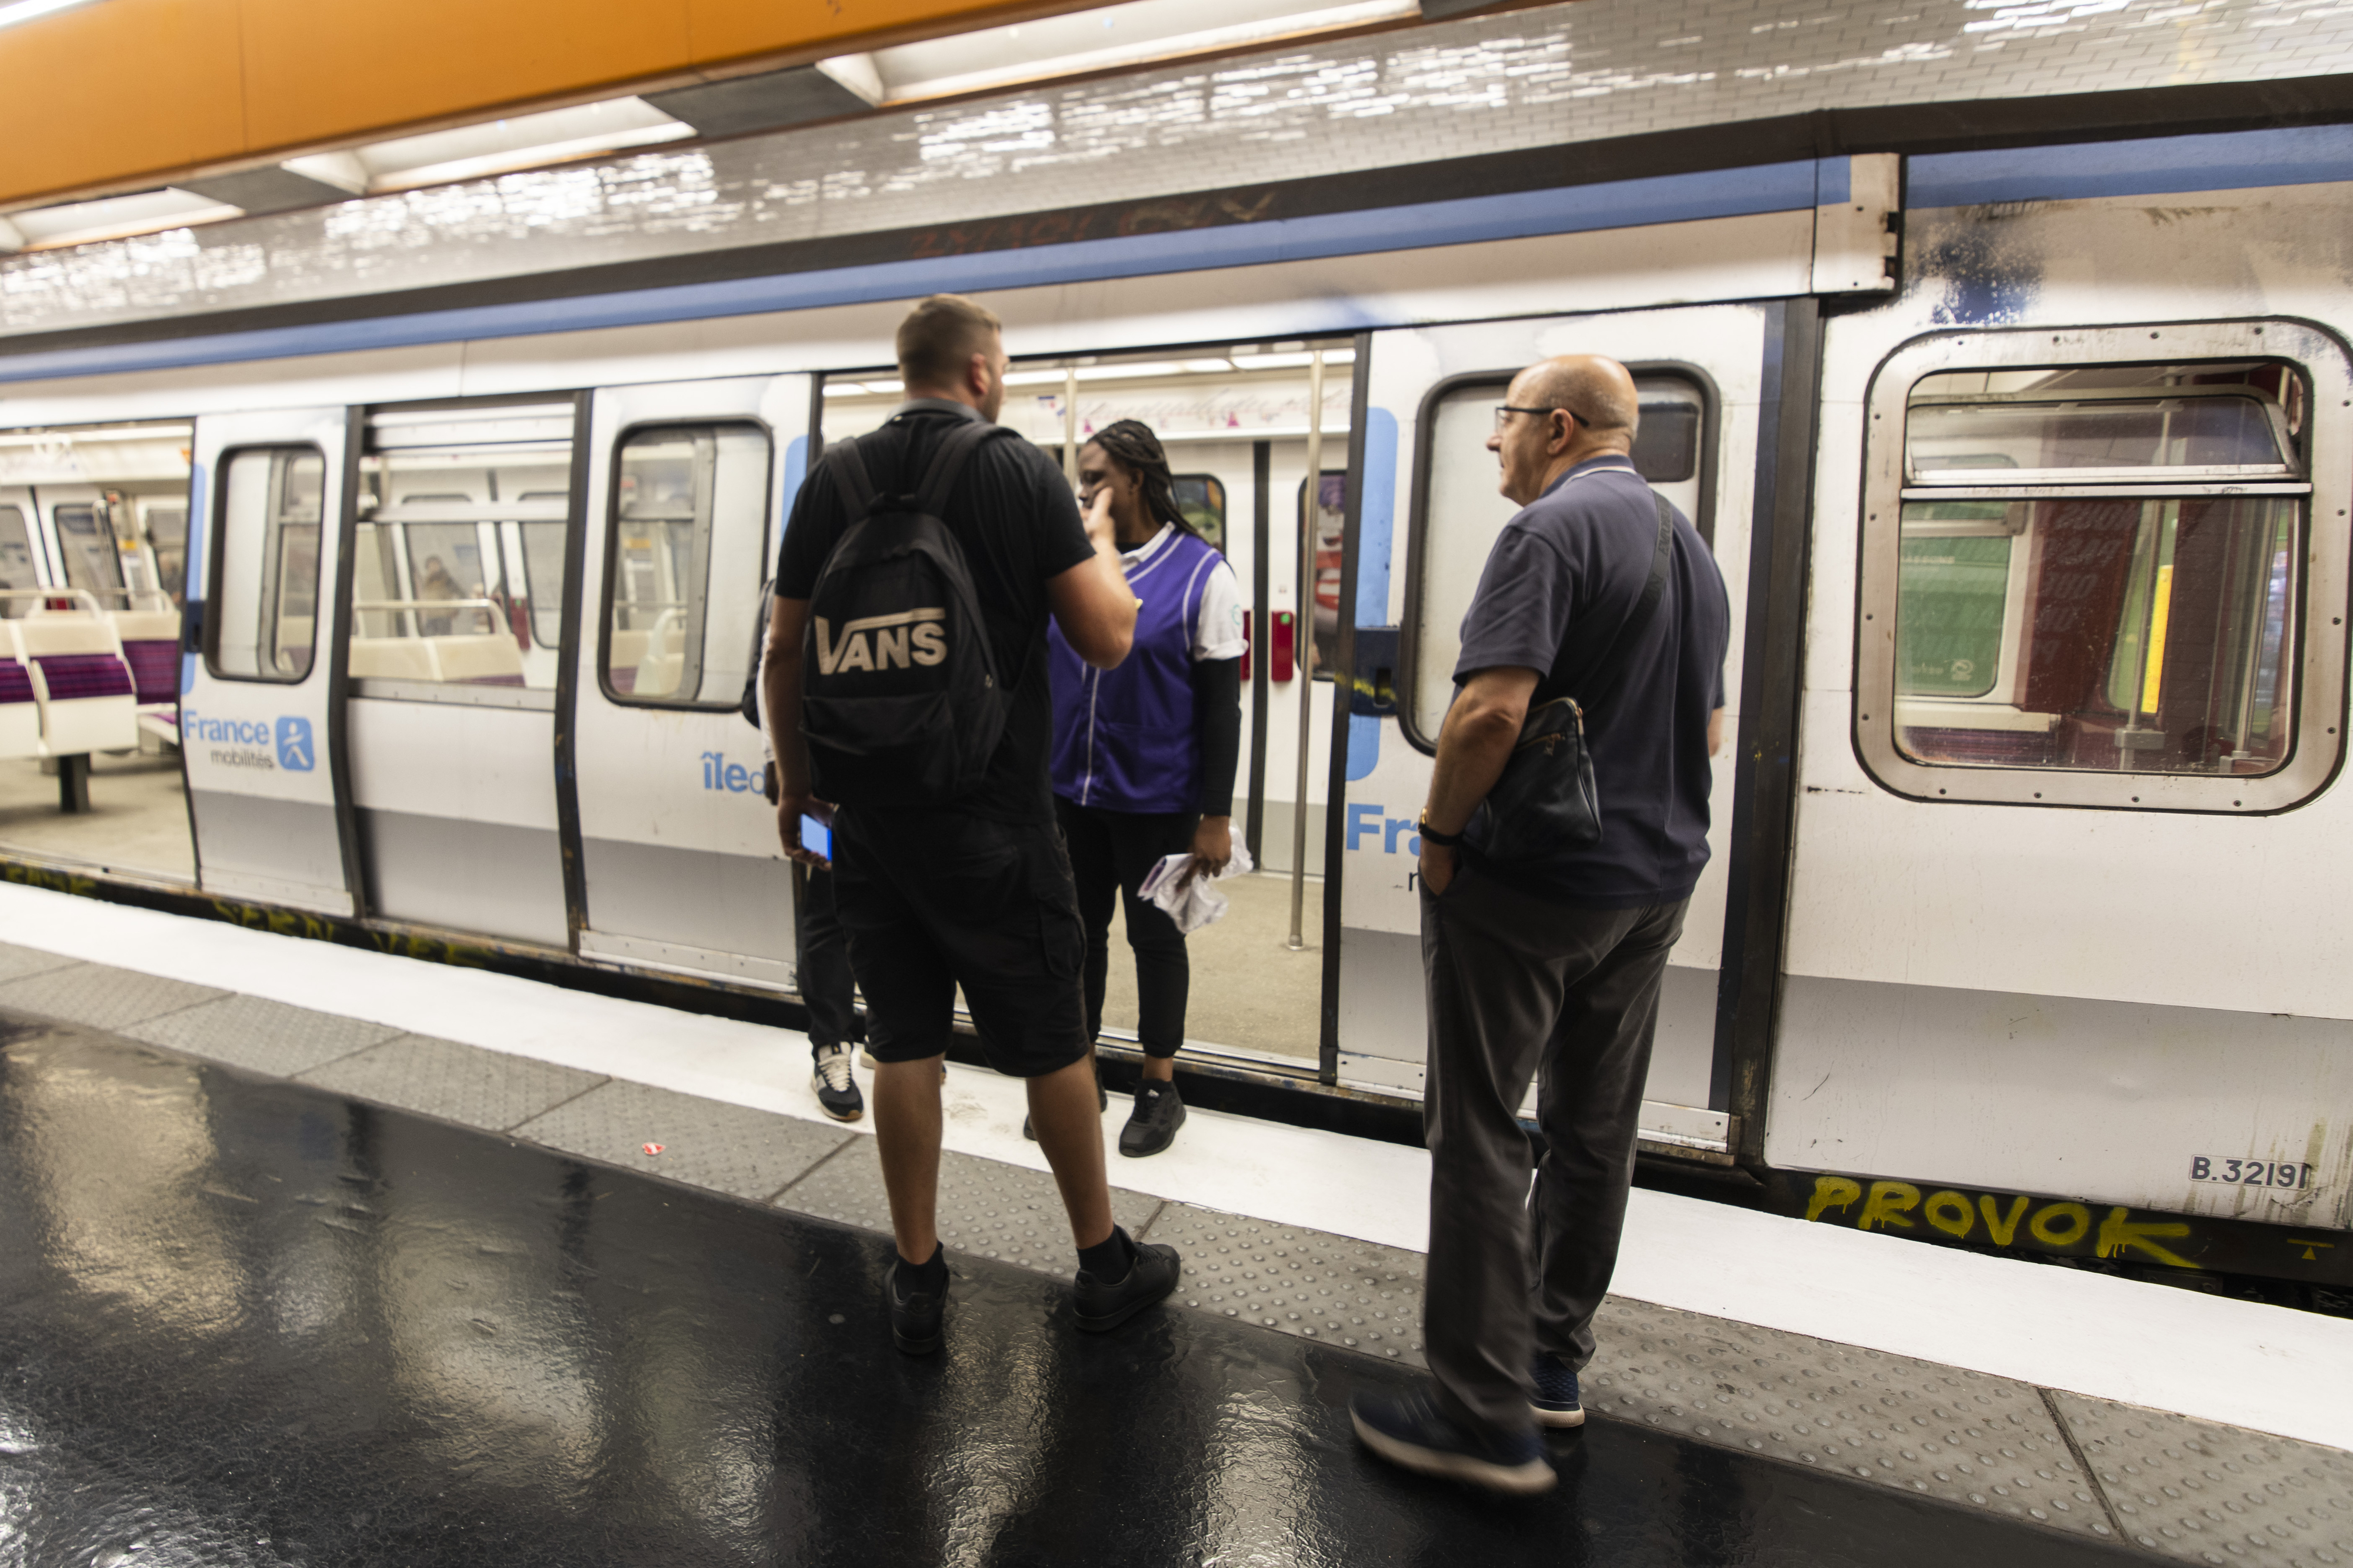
top-left (1551, 480), bottom-right (1675, 716)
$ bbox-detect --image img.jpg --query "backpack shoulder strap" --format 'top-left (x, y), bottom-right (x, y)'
top-left (1572, 489), bottom-right (1676, 712)
top-left (827, 433), bottom-right (878, 515)
top-left (912, 418), bottom-right (1001, 518)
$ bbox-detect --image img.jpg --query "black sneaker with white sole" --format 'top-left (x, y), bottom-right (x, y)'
top-left (1349, 1387), bottom-right (1555, 1494)
top-left (1529, 1353), bottom-right (1585, 1427)
top-left (811, 1045), bottom-right (864, 1123)
top-left (886, 1253), bottom-right (946, 1356)
top-left (1118, 1080), bottom-right (1185, 1157)
top-left (1071, 1238), bottom-right (1181, 1333)
top-left (1021, 1066), bottom-right (1106, 1142)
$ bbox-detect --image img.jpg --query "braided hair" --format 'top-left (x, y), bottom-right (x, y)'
top-left (1088, 419), bottom-right (1198, 539)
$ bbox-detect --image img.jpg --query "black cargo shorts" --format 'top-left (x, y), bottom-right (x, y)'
top-left (829, 805), bottom-right (1091, 1077)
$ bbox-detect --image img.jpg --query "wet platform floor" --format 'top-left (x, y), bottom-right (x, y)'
top-left (0, 1019), bottom-right (2166, 1567)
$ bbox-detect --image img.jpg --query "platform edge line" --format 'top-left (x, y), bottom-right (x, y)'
top-left (2037, 1384), bottom-right (2128, 1542)
top-left (763, 1127), bottom-right (866, 1208)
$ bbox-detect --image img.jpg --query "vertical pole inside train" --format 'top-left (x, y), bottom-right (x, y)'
top-left (1061, 369), bottom-right (1081, 489)
top-left (1246, 442), bottom-right (1271, 866)
top-left (1288, 351), bottom-right (1325, 950)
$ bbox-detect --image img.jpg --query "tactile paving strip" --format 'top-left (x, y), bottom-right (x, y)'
top-left (1139, 1204), bottom-right (1428, 1363)
top-left (0, 962), bottom-right (226, 1032)
top-left (2052, 1393), bottom-right (2353, 1566)
top-left (775, 1142), bottom-right (1161, 1280)
top-left (1581, 1299), bottom-right (2117, 1540)
top-left (298, 1034), bottom-right (607, 1134)
top-left (509, 1078), bottom-right (854, 1202)
top-left (0, 941), bottom-right (79, 984)
top-left (124, 992), bottom-right (405, 1077)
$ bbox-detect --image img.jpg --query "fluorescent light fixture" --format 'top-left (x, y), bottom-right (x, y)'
top-left (839, 0), bottom-right (1415, 105)
top-left (3, 187), bottom-right (241, 251)
top-left (0, 424), bottom-right (192, 445)
top-left (1000, 369), bottom-right (1072, 388)
top-left (336, 97), bottom-right (693, 195)
top-left (1071, 361), bottom-right (1185, 381)
top-left (0, 0), bottom-right (101, 32)
top-left (1232, 348), bottom-right (1356, 369)
top-left (822, 382), bottom-right (874, 398)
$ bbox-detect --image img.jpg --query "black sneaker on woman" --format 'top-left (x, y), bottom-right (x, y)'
top-left (811, 1045), bottom-right (864, 1123)
top-left (1119, 1080), bottom-right (1185, 1156)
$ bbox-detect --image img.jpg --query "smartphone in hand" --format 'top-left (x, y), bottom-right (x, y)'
top-left (800, 814), bottom-right (832, 863)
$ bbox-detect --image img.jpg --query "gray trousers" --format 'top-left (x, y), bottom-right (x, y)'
top-left (1419, 862), bottom-right (1688, 1439)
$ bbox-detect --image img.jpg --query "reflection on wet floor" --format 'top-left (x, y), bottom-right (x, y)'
top-left (0, 1017), bottom-right (2154, 1567)
top-left (0, 752), bottom-right (192, 883)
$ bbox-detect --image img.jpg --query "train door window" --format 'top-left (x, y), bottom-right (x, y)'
top-left (54, 502), bottom-right (125, 598)
top-left (1402, 371), bottom-right (1714, 749)
top-left (1296, 471), bottom-right (1347, 679)
top-left (208, 447), bottom-right (324, 682)
top-left (1174, 475), bottom-right (1227, 551)
top-left (142, 501), bottom-right (188, 605)
top-left (518, 511), bottom-right (566, 648)
top-left (1857, 322), bottom-right (2348, 812)
top-left (602, 424), bottom-right (771, 706)
top-left (354, 402), bottom-right (572, 692)
top-left (0, 505), bottom-right (35, 618)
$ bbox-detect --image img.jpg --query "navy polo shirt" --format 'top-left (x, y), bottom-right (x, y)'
top-left (1452, 457), bottom-right (1731, 909)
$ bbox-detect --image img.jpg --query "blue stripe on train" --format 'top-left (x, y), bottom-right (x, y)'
top-left (1909, 124), bottom-right (2353, 209)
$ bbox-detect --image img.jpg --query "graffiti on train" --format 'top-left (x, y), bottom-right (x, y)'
top-left (1803, 1175), bottom-right (2204, 1267)
top-left (182, 712), bottom-right (315, 773)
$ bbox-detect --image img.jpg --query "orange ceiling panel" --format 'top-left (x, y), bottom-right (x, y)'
top-left (0, 0), bottom-right (1069, 211)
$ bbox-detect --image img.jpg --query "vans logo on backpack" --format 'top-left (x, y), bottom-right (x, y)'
top-left (814, 608), bottom-right (949, 675)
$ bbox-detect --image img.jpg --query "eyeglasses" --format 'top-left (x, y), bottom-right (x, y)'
top-left (1493, 404), bottom-right (1585, 433)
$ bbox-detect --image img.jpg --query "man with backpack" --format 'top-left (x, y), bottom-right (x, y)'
top-left (1349, 355), bottom-right (1728, 1493)
top-left (761, 293), bottom-right (1182, 1355)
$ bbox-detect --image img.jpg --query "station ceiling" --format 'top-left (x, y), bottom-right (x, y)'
top-left (0, 0), bottom-right (1458, 233)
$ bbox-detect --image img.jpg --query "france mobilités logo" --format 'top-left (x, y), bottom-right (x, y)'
top-left (182, 710), bottom-right (314, 772)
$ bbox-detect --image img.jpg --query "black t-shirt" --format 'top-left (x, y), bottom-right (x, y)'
top-left (1452, 457), bottom-right (1731, 909)
top-left (775, 401), bottom-right (1095, 822)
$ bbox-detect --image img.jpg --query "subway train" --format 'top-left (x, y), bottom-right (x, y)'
top-left (0, 113), bottom-right (2348, 1297)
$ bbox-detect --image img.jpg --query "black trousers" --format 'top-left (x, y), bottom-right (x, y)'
top-left (1054, 796), bottom-right (1197, 1059)
top-left (794, 862), bottom-right (857, 1056)
top-left (1419, 862), bottom-right (1688, 1440)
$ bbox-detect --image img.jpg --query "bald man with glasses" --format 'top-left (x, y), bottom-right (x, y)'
top-left (1351, 355), bottom-right (1729, 1494)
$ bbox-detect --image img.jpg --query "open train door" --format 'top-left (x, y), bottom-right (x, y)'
top-left (571, 375), bottom-right (811, 988)
top-left (182, 409), bottom-right (350, 913)
top-left (1334, 306), bottom-right (1774, 1160)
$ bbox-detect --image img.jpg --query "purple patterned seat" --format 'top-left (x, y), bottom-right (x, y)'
top-left (34, 653), bottom-right (133, 702)
top-left (0, 660), bottom-right (33, 705)
top-left (120, 639), bottom-right (178, 705)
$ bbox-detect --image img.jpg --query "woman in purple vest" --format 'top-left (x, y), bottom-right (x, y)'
top-left (1046, 420), bottom-right (1244, 1156)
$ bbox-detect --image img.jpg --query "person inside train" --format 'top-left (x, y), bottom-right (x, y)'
top-left (763, 292), bottom-right (1183, 1355)
top-left (1041, 419), bottom-right (1244, 1157)
top-left (416, 554), bottom-right (462, 635)
top-left (1349, 354), bottom-right (1729, 1494)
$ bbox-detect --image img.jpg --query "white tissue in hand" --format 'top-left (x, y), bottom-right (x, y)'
top-left (1137, 842), bottom-right (1255, 935)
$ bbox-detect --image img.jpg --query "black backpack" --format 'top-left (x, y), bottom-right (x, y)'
top-left (798, 419), bottom-right (1009, 806)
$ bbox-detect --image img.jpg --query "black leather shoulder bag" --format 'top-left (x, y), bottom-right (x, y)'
top-left (1462, 486), bottom-right (1674, 880)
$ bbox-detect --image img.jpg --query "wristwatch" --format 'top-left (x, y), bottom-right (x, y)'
top-left (1417, 810), bottom-right (1465, 848)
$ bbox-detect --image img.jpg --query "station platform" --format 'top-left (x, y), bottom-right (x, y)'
top-left (0, 881), bottom-right (2347, 1565)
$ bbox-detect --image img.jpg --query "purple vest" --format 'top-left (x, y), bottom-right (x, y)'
top-left (1049, 527), bottom-right (1223, 813)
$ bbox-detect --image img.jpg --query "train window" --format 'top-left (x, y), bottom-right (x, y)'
top-left (1173, 475), bottom-right (1227, 551)
top-left (0, 505), bottom-right (35, 618)
top-left (602, 423), bottom-right (772, 708)
top-left (1402, 370), bottom-right (1713, 750)
top-left (519, 519), bottom-right (565, 648)
top-left (1857, 323), bottom-right (2348, 812)
top-left (144, 503), bottom-right (188, 606)
top-left (208, 447), bottom-right (324, 683)
top-left (54, 502), bottom-right (125, 597)
top-left (352, 402), bottom-right (574, 692)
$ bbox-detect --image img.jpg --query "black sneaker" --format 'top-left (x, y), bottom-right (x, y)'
top-left (886, 1253), bottom-right (946, 1356)
top-left (811, 1045), bottom-right (864, 1123)
top-left (1529, 1353), bottom-right (1584, 1428)
top-left (1022, 1066), bottom-right (1107, 1142)
top-left (1119, 1080), bottom-right (1186, 1157)
top-left (1350, 1387), bottom-right (1555, 1494)
top-left (1071, 1237), bottom-right (1180, 1333)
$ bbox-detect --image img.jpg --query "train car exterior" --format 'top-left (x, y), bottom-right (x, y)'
top-left (0, 117), bottom-right (2348, 1294)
